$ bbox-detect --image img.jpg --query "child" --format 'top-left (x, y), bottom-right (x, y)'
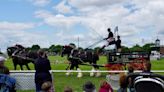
top-left (41, 81), bottom-right (53, 92)
top-left (99, 80), bottom-right (113, 92)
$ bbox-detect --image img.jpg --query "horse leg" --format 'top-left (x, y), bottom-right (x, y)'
top-left (70, 62), bottom-right (75, 70)
top-left (66, 61), bottom-right (73, 76)
top-left (26, 64), bottom-right (30, 70)
top-left (95, 69), bottom-right (101, 77)
top-left (13, 58), bottom-right (17, 70)
top-left (93, 61), bottom-right (101, 77)
top-left (77, 68), bottom-right (82, 78)
top-left (76, 62), bottom-right (82, 78)
top-left (90, 64), bottom-right (95, 77)
top-left (14, 63), bottom-right (17, 70)
top-left (20, 65), bottom-right (23, 70)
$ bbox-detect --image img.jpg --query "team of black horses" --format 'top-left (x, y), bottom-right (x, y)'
top-left (7, 45), bottom-right (38, 70)
top-left (61, 44), bottom-right (100, 77)
top-left (6, 44), bottom-right (101, 77)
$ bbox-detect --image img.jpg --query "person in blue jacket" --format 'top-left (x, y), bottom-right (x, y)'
top-left (34, 50), bottom-right (52, 92)
top-left (0, 57), bottom-right (16, 92)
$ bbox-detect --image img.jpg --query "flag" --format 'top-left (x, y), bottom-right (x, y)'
top-left (114, 26), bottom-right (119, 39)
top-left (114, 26), bottom-right (118, 33)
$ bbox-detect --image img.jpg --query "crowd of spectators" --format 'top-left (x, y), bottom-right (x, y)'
top-left (62, 62), bottom-right (163, 92)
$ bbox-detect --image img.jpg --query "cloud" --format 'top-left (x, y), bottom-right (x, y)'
top-left (53, 0), bottom-right (73, 14)
top-left (0, 29), bottom-right (49, 52)
top-left (68, 0), bottom-right (129, 9)
top-left (35, 10), bottom-right (81, 28)
top-left (2, 0), bottom-right (164, 51)
top-left (0, 21), bottom-right (35, 31)
top-left (34, 4), bottom-right (133, 37)
top-left (0, 21), bottom-right (49, 52)
top-left (35, 0), bottom-right (164, 48)
top-left (28, 0), bottom-right (51, 7)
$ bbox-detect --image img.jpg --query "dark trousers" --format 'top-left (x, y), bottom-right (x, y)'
top-left (35, 72), bottom-right (52, 92)
top-left (36, 83), bottom-right (42, 92)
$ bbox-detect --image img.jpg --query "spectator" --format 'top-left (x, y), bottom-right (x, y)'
top-left (0, 56), bottom-right (9, 74)
top-left (41, 81), bottom-right (53, 92)
top-left (35, 50), bottom-right (52, 92)
top-left (127, 64), bottom-right (134, 75)
top-left (99, 80), bottom-right (113, 92)
top-left (0, 56), bottom-right (5, 67)
top-left (143, 62), bottom-right (152, 73)
top-left (117, 74), bottom-right (127, 92)
top-left (127, 65), bottom-right (135, 92)
top-left (83, 81), bottom-right (96, 92)
top-left (0, 56), bottom-right (16, 92)
top-left (64, 86), bottom-right (73, 92)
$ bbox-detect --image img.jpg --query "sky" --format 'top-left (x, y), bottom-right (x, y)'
top-left (0, 0), bottom-right (164, 52)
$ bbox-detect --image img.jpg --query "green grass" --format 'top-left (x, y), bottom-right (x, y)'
top-left (151, 59), bottom-right (164, 70)
top-left (4, 56), bottom-right (164, 92)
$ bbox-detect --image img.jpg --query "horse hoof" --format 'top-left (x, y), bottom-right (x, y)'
top-left (77, 73), bottom-right (83, 78)
top-left (66, 70), bottom-right (72, 76)
top-left (66, 72), bottom-right (70, 76)
top-left (90, 73), bottom-right (94, 77)
top-left (90, 68), bottom-right (96, 77)
top-left (96, 72), bottom-right (101, 77)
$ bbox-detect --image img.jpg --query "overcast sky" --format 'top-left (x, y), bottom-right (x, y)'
top-left (0, 0), bottom-right (164, 52)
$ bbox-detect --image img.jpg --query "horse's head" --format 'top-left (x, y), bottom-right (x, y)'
top-left (15, 44), bottom-right (25, 50)
top-left (7, 46), bottom-right (17, 57)
top-left (61, 45), bottom-right (73, 57)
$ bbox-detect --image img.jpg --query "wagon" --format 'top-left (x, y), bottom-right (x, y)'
top-left (105, 51), bottom-right (150, 70)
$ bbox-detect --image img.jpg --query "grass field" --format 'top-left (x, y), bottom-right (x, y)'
top-left (4, 56), bottom-right (164, 92)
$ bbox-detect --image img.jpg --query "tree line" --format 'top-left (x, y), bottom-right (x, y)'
top-left (25, 43), bottom-right (154, 55)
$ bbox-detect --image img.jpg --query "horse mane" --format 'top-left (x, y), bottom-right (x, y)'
top-left (15, 44), bottom-right (25, 49)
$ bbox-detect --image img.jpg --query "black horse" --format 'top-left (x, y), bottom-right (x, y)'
top-left (61, 45), bottom-right (100, 77)
top-left (7, 45), bottom-right (38, 70)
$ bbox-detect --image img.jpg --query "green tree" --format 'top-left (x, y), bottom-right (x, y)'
top-left (78, 47), bottom-right (83, 50)
top-left (31, 45), bottom-right (40, 51)
top-left (49, 45), bottom-right (56, 52)
top-left (54, 45), bottom-right (62, 54)
top-left (121, 46), bottom-right (130, 52)
top-left (42, 48), bottom-right (49, 52)
top-left (94, 47), bottom-right (101, 52)
top-left (142, 43), bottom-right (154, 52)
top-left (130, 44), bottom-right (143, 51)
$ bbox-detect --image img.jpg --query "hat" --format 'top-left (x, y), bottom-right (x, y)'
top-left (83, 81), bottom-right (96, 92)
top-left (0, 56), bottom-right (6, 62)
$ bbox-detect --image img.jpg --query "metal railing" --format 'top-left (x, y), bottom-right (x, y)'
top-left (9, 70), bottom-right (164, 91)
top-left (10, 70), bottom-right (164, 73)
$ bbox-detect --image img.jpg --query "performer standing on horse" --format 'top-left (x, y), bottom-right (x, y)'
top-left (100, 28), bottom-right (115, 51)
